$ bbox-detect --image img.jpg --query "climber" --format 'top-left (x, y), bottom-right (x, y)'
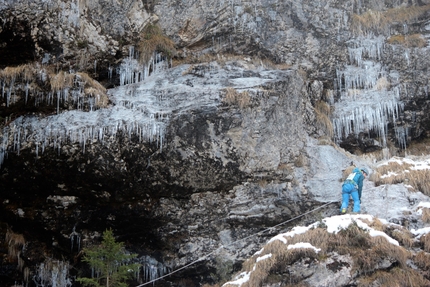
top-left (340, 167), bottom-right (368, 214)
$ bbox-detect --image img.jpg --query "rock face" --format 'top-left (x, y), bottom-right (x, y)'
top-left (1, 0), bottom-right (430, 286)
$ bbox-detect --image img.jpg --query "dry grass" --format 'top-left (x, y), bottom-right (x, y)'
top-left (85, 87), bottom-right (109, 107)
top-left (406, 138), bottom-right (430, 155)
top-left (223, 87), bottom-right (251, 109)
top-left (138, 24), bottom-right (176, 64)
top-left (0, 64), bottom-right (36, 85)
top-left (0, 64), bottom-right (109, 110)
top-left (369, 160), bottom-right (430, 194)
top-left (314, 100), bottom-right (333, 138)
top-left (414, 251), bottom-right (430, 270)
top-left (387, 34), bottom-right (427, 48)
top-left (5, 228), bottom-right (25, 270)
top-left (358, 268), bottom-right (429, 287)
top-left (421, 207), bottom-right (430, 223)
top-left (352, 4), bottom-right (430, 34)
top-left (22, 64), bottom-right (35, 82)
top-left (371, 236), bottom-right (409, 266)
top-left (374, 76), bottom-right (390, 90)
top-left (76, 72), bottom-right (109, 108)
top-left (76, 72), bottom-right (105, 92)
top-left (6, 228), bottom-right (25, 258)
top-left (227, 221), bottom-right (412, 286)
top-left (50, 71), bottom-right (74, 91)
top-left (1, 65), bottom-right (26, 80)
top-left (408, 170), bottom-right (430, 195)
top-left (367, 218), bottom-right (386, 231)
top-left (420, 234), bottom-right (430, 252)
top-left (390, 228), bottom-right (414, 248)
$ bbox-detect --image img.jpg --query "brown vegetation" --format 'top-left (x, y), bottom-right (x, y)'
top-left (421, 207), bottom-right (430, 223)
top-left (138, 24), bottom-right (177, 64)
top-left (314, 100), bottom-right (333, 138)
top-left (358, 268), bottom-right (429, 287)
top-left (0, 64), bottom-right (109, 110)
top-left (352, 4), bottom-right (430, 34)
top-left (223, 87), bottom-right (251, 109)
top-left (413, 251), bottom-right (430, 270)
top-left (370, 159), bottom-right (430, 196)
top-left (387, 34), bottom-right (427, 48)
top-left (420, 234), bottom-right (430, 252)
top-left (225, 219), bottom-right (413, 286)
top-left (5, 228), bottom-right (26, 271)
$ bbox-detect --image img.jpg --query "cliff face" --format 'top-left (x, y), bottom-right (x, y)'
top-left (1, 0), bottom-right (430, 286)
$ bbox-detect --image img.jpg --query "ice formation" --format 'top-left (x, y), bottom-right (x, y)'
top-left (33, 259), bottom-right (72, 287)
top-left (119, 47), bottom-right (171, 86)
top-left (347, 35), bottom-right (385, 66)
top-left (0, 49), bottom-right (294, 167)
top-left (0, 50), bottom-right (171, 167)
top-left (138, 255), bottom-right (170, 283)
top-left (332, 35), bottom-right (405, 148)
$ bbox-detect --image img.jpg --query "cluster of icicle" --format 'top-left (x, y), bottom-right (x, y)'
top-left (1, 68), bottom-right (105, 112)
top-left (0, 48), bottom-right (170, 167)
top-left (137, 255), bottom-right (170, 283)
top-left (33, 259), bottom-right (72, 287)
top-left (332, 35), bottom-right (406, 148)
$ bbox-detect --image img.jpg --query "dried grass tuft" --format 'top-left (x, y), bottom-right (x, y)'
top-left (358, 268), bottom-right (429, 287)
top-left (138, 24), bottom-right (176, 64)
top-left (2, 65), bottom-right (26, 80)
top-left (226, 220), bottom-right (415, 287)
top-left (371, 160), bottom-right (430, 195)
top-left (314, 100), bottom-right (333, 138)
top-left (371, 237), bottom-right (409, 267)
top-left (352, 4), bottom-right (430, 34)
top-left (223, 87), bottom-right (251, 109)
top-left (390, 228), bottom-right (414, 248)
top-left (374, 76), bottom-right (390, 90)
top-left (49, 70), bottom-right (74, 91)
top-left (414, 251), bottom-right (430, 270)
top-left (421, 207), bottom-right (430, 223)
top-left (420, 233), bottom-right (430, 252)
top-left (368, 218), bottom-right (386, 232)
top-left (387, 33), bottom-right (427, 48)
top-left (5, 228), bottom-right (25, 270)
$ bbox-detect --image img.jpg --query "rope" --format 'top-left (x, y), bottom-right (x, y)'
top-left (135, 200), bottom-right (337, 286)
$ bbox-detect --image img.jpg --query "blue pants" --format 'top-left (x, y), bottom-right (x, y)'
top-left (340, 183), bottom-right (360, 213)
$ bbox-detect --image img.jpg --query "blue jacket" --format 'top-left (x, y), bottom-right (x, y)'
top-left (343, 167), bottom-right (365, 194)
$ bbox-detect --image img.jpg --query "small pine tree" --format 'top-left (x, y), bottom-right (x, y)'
top-left (77, 229), bottom-right (140, 287)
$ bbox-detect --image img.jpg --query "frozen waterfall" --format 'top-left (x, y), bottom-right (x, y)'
top-left (0, 49), bottom-right (172, 167)
top-left (332, 35), bottom-right (405, 149)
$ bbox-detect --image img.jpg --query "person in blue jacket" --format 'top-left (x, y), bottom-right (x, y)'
top-left (340, 167), bottom-right (369, 214)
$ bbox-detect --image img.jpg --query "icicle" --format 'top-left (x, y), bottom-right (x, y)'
top-left (404, 50), bottom-right (410, 66)
top-left (25, 82), bottom-right (29, 104)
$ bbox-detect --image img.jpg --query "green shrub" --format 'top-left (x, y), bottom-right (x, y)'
top-left (77, 229), bottom-right (140, 287)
